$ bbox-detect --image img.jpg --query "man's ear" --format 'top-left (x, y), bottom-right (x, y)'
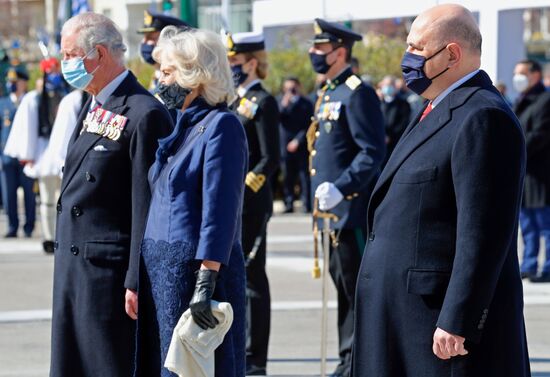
top-left (447, 43), bottom-right (462, 68)
top-left (96, 45), bottom-right (108, 62)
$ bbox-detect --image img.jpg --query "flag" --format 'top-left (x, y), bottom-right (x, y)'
top-left (72, 0), bottom-right (91, 16)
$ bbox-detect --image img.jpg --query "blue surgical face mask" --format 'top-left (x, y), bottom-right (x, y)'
top-left (400, 45), bottom-right (449, 95)
top-left (6, 81), bottom-right (16, 94)
top-left (381, 85), bottom-right (396, 98)
top-left (61, 48), bottom-right (99, 90)
top-left (231, 64), bottom-right (248, 88)
top-left (140, 43), bottom-right (156, 65)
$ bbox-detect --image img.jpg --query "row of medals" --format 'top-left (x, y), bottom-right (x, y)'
top-left (83, 108), bottom-right (126, 141)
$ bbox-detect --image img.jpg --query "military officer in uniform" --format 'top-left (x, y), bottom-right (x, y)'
top-left (50, 13), bottom-right (172, 377)
top-left (307, 19), bottom-right (385, 377)
top-left (226, 32), bottom-right (280, 376)
top-left (0, 67), bottom-right (36, 238)
top-left (137, 11), bottom-right (190, 92)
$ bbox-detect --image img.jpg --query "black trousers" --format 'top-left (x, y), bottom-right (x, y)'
top-left (242, 212), bottom-right (271, 368)
top-left (328, 228), bottom-right (365, 367)
top-left (282, 151), bottom-right (311, 211)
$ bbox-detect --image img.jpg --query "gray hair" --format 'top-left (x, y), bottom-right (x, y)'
top-left (61, 12), bottom-right (127, 64)
top-left (153, 26), bottom-right (236, 105)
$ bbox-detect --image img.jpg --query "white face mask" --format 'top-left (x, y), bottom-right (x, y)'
top-left (513, 74), bottom-right (529, 93)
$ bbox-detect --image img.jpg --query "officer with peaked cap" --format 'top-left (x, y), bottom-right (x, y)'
top-left (137, 11), bottom-right (190, 91)
top-left (225, 31), bottom-right (280, 376)
top-left (307, 18), bottom-right (385, 377)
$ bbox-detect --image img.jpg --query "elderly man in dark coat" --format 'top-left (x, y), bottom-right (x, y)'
top-left (50, 12), bottom-right (171, 377)
top-left (352, 4), bottom-right (530, 377)
top-left (513, 59), bottom-right (550, 283)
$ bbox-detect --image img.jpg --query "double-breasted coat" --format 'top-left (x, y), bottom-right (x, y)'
top-left (50, 72), bottom-right (172, 377)
top-left (352, 71), bottom-right (531, 377)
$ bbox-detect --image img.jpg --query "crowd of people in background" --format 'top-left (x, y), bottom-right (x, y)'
top-left (0, 4), bottom-right (548, 377)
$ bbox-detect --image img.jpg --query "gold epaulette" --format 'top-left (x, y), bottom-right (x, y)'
top-left (345, 75), bottom-right (362, 90)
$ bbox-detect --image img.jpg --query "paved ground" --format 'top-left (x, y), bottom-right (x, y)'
top-left (0, 202), bottom-right (549, 376)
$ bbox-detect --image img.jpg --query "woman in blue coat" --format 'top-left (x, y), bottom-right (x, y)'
top-left (133, 26), bottom-right (248, 377)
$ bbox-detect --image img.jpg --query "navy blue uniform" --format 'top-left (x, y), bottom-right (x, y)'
top-left (230, 81), bottom-right (280, 370)
top-left (0, 95), bottom-right (35, 237)
top-left (309, 67), bottom-right (385, 370)
top-left (352, 71), bottom-right (530, 377)
top-left (50, 73), bottom-right (172, 377)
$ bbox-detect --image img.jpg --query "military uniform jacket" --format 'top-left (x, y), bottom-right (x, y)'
top-left (230, 82), bottom-right (280, 215)
top-left (0, 95), bottom-right (17, 166)
top-left (353, 71), bottom-right (530, 377)
top-left (513, 82), bottom-right (550, 208)
top-left (309, 67), bottom-right (385, 228)
top-left (50, 72), bottom-right (172, 377)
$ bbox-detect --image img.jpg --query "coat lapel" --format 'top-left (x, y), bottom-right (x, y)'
top-left (60, 73), bottom-right (136, 195)
top-left (370, 71), bottom-right (493, 207)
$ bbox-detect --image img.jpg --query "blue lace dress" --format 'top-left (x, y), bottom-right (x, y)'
top-left (134, 98), bottom-right (248, 377)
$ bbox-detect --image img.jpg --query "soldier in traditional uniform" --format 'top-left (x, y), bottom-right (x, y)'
top-left (137, 11), bottom-right (190, 92)
top-left (50, 13), bottom-right (172, 376)
top-left (307, 18), bottom-right (386, 377)
top-left (225, 32), bottom-right (280, 376)
top-left (0, 67), bottom-right (36, 238)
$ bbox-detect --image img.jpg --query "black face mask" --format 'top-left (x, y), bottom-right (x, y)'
top-left (156, 83), bottom-right (191, 110)
top-left (140, 43), bottom-right (156, 65)
top-left (400, 45), bottom-right (449, 95)
top-left (309, 49), bottom-right (336, 74)
top-left (231, 64), bottom-right (248, 87)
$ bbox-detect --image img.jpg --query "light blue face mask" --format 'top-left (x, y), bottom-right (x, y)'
top-left (61, 48), bottom-right (100, 90)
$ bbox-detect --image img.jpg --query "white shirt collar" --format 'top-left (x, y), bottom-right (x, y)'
top-left (432, 69), bottom-right (479, 108)
top-left (237, 79), bottom-right (261, 98)
top-left (94, 70), bottom-right (129, 106)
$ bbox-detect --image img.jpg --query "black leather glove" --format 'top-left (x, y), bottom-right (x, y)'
top-left (189, 269), bottom-right (219, 330)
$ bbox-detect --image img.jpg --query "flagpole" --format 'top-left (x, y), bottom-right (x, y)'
top-left (45, 0), bottom-right (55, 37)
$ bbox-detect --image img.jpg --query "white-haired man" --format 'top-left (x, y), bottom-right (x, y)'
top-left (50, 12), bottom-right (172, 376)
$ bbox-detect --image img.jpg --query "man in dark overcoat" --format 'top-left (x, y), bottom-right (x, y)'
top-left (513, 59), bottom-right (550, 282)
top-left (352, 4), bottom-right (531, 377)
top-left (50, 12), bottom-right (171, 377)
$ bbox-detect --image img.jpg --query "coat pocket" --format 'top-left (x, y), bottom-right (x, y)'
top-left (395, 166), bottom-right (437, 184)
top-left (84, 240), bottom-right (129, 267)
top-left (407, 269), bottom-right (451, 296)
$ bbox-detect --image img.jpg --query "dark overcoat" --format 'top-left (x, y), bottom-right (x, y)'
top-left (513, 82), bottom-right (550, 208)
top-left (352, 71), bottom-right (531, 377)
top-left (50, 72), bottom-right (172, 377)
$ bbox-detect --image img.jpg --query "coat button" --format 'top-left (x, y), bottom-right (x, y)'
top-left (54, 241), bottom-right (59, 250)
top-left (477, 324), bottom-right (484, 330)
top-left (56, 203), bottom-right (62, 214)
top-left (311, 150), bottom-right (317, 156)
top-left (368, 232), bottom-right (375, 241)
top-left (71, 206), bottom-right (82, 217)
top-left (85, 172), bottom-right (93, 182)
top-left (310, 168), bottom-right (316, 176)
top-left (315, 131), bottom-right (320, 137)
top-left (70, 245), bottom-right (79, 255)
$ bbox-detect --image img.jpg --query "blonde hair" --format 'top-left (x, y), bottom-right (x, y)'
top-left (243, 50), bottom-right (268, 80)
top-left (153, 26), bottom-right (235, 105)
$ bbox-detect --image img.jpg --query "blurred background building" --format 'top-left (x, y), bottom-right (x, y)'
top-left (0, 0), bottom-right (550, 99)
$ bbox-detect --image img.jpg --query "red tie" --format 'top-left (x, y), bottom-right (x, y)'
top-left (419, 101), bottom-right (433, 122)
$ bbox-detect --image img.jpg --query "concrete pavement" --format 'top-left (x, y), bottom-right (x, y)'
top-left (0, 206), bottom-right (549, 376)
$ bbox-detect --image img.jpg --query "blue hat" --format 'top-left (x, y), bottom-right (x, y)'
top-left (137, 11), bottom-right (190, 33)
top-left (312, 18), bottom-right (362, 46)
top-left (7, 66), bottom-right (29, 81)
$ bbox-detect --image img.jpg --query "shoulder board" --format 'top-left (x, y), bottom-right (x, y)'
top-left (345, 75), bottom-right (362, 91)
